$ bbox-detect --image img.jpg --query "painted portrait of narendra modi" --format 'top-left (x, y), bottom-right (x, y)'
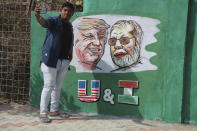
top-left (109, 20), bottom-right (142, 71)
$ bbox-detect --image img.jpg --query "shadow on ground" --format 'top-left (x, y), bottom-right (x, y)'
top-left (0, 103), bottom-right (150, 124)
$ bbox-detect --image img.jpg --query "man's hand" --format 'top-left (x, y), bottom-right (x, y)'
top-left (68, 54), bottom-right (73, 62)
top-left (34, 7), bottom-right (41, 16)
top-left (69, 56), bottom-right (72, 62)
top-left (34, 7), bottom-right (46, 27)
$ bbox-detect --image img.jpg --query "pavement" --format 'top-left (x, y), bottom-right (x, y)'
top-left (0, 103), bottom-right (197, 131)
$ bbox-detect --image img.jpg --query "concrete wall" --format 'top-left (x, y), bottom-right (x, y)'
top-left (30, 0), bottom-right (197, 124)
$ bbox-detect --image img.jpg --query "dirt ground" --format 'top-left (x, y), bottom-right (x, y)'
top-left (0, 102), bottom-right (197, 131)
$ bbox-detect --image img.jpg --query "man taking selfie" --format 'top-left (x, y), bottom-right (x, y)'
top-left (34, 2), bottom-right (74, 123)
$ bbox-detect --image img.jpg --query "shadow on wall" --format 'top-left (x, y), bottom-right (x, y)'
top-left (29, 72), bottom-right (43, 107)
top-left (182, 0), bottom-right (197, 123)
top-left (92, 59), bottom-right (143, 121)
top-left (30, 71), bottom-right (81, 111)
top-left (59, 84), bottom-right (81, 112)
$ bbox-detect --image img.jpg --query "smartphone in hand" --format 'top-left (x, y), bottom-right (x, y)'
top-left (36, 0), bottom-right (48, 14)
top-left (40, 7), bottom-right (47, 14)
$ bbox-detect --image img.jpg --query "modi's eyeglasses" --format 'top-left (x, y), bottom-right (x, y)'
top-left (108, 37), bottom-right (134, 46)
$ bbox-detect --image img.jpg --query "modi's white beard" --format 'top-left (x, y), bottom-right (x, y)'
top-left (112, 45), bottom-right (140, 67)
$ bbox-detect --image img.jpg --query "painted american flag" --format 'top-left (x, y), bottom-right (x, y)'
top-left (78, 80), bottom-right (100, 102)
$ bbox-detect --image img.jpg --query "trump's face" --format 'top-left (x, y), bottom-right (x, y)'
top-left (109, 24), bottom-right (140, 67)
top-left (75, 28), bottom-right (107, 65)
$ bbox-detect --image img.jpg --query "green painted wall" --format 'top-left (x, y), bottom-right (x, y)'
top-left (182, 0), bottom-right (197, 125)
top-left (30, 0), bottom-right (191, 123)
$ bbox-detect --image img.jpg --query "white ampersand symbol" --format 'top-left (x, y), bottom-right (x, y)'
top-left (103, 89), bottom-right (114, 104)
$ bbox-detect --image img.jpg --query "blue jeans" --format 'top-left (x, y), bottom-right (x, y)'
top-left (40, 59), bottom-right (70, 114)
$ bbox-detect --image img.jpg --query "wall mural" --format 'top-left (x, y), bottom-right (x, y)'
top-left (71, 15), bottom-right (160, 73)
top-left (72, 15), bottom-right (160, 104)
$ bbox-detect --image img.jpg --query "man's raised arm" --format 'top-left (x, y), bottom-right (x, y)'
top-left (34, 7), bottom-right (46, 27)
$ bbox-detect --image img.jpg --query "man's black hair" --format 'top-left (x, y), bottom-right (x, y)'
top-left (61, 2), bottom-right (75, 11)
